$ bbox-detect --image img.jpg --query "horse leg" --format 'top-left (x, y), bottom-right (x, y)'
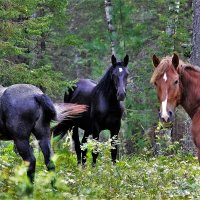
top-left (34, 126), bottom-right (56, 188)
top-left (39, 137), bottom-right (55, 172)
top-left (110, 128), bottom-right (120, 164)
top-left (34, 127), bottom-right (55, 172)
top-left (193, 135), bottom-right (200, 164)
top-left (72, 126), bottom-right (81, 165)
top-left (192, 114), bottom-right (200, 164)
top-left (92, 131), bottom-right (100, 167)
top-left (14, 139), bottom-right (36, 183)
top-left (81, 132), bottom-right (88, 167)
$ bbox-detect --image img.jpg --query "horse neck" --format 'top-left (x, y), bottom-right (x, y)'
top-left (180, 69), bottom-right (200, 118)
top-left (94, 69), bottom-right (118, 102)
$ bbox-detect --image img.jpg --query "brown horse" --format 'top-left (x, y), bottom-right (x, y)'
top-left (151, 53), bottom-right (200, 162)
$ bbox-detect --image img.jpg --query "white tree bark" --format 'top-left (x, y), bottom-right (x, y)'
top-left (190, 0), bottom-right (200, 65)
top-left (104, 0), bottom-right (116, 56)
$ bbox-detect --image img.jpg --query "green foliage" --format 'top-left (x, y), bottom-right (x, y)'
top-left (0, 0), bottom-right (79, 98)
top-left (0, 139), bottom-right (200, 199)
top-left (0, 61), bottom-right (72, 98)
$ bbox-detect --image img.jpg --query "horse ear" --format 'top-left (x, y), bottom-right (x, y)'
top-left (152, 54), bottom-right (160, 68)
top-left (124, 55), bottom-right (129, 66)
top-left (111, 55), bottom-right (117, 67)
top-left (172, 53), bottom-right (179, 69)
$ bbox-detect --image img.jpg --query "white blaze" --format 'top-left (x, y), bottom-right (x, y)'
top-left (163, 73), bottom-right (167, 82)
top-left (161, 95), bottom-right (169, 122)
top-left (119, 68), bottom-right (123, 73)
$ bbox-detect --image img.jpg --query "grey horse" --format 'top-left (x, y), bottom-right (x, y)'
top-left (0, 84), bottom-right (86, 183)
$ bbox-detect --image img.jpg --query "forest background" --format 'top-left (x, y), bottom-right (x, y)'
top-left (0, 0), bottom-right (193, 153)
top-left (0, 0), bottom-right (192, 151)
top-left (2, 0), bottom-right (200, 199)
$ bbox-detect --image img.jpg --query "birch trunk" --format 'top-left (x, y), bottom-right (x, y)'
top-left (190, 0), bottom-right (200, 65)
top-left (104, 0), bottom-right (116, 56)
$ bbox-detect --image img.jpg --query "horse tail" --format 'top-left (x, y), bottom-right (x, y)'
top-left (35, 94), bottom-right (56, 121)
top-left (52, 103), bottom-right (87, 139)
top-left (64, 86), bottom-right (75, 103)
top-left (53, 103), bottom-right (87, 122)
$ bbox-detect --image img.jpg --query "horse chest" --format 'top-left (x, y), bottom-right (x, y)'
top-left (94, 104), bottom-right (122, 126)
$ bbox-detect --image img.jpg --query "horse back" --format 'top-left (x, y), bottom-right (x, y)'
top-left (0, 84), bottom-right (55, 133)
top-left (0, 85), bottom-right (7, 98)
top-left (62, 79), bottom-right (96, 131)
top-left (64, 79), bottom-right (96, 106)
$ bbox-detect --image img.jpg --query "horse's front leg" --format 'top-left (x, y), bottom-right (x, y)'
top-left (81, 131), bottom-right (89, 167)
top-left (192, 113), bottom-right (200, 164)
top-left (92, 131), bottom-right (100, 167)
top-left (110, 125), bottom-right (120, 164)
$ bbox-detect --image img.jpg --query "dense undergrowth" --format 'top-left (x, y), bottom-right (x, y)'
top-left (0, 139), bottom-right (200, 200)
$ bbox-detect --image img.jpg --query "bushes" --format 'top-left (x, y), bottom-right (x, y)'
top-left (0, 139), bottom-right (200, 199)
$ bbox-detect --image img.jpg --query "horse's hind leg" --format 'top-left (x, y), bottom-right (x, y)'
top-left (14, 139), bottom-right (36, 183)
top-left (33, 126), bottom-right (55, 172)
top-left (72, 126), bottom-right (81, 165)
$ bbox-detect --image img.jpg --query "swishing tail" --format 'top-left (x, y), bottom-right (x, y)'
top-left (35, 94), bottom-right (87, 123)
top-left (53, 103), bottom-right (87, 122)
top-left (52, 103), bottom-right (87, 139)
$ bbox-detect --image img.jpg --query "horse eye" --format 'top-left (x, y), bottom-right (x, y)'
top-left (154, 82), bottom-right (157, 86)
top-left (174, 80), bottom-right (179, 85)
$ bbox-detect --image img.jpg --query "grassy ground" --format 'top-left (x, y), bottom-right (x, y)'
top-left (0, 140), bottom-right (200, 199)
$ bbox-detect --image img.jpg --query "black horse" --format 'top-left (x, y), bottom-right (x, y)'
top-left (53, 55), bottom-right (129, 166)
top-left (0, 84), bottom-right (86, 183)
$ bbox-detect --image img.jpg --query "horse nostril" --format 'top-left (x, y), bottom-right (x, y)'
top-left (169, 111), bottom-right (172, 116)
top-left (161, 117), bottom-right (165, 122)
top-left (161, 117), bottom-right (170, 123)
top-left (117, 91), bottom-right (126, 101)
top-left (169, 111), bottom-right (174, 121)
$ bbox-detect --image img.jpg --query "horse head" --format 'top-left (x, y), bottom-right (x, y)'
top-left (151, 53), bottom-right (181, 123)
top-left (111, 55), bottom-right (129, 101)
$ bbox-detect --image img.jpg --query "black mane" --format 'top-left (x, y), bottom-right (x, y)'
top-left (92, 66), bottom-right (114, 96)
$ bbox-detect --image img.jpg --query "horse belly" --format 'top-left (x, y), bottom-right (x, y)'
top-left (0, 133), bottom-right (12, 140)
top-left (95, 110), bottom-right (121, 131)
top-left (73, 114), bottom-right (90, 131)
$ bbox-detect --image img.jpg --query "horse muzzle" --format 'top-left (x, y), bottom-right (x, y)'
top-left (159, 110), bottom-right (174, 123)
top-left (117, 91), bottom-right (126, 101)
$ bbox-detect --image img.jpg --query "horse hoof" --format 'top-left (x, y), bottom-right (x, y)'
top-left (92, 163), bottom-right (96, 168)
top-left (82, 163), bottom-right (87, 169)
top-left (25, 183), bottom-right (34, 195)
top-left (51, 177), bottom-right (57, 189)
top-left (112, 161), bottom-right (116, 166)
